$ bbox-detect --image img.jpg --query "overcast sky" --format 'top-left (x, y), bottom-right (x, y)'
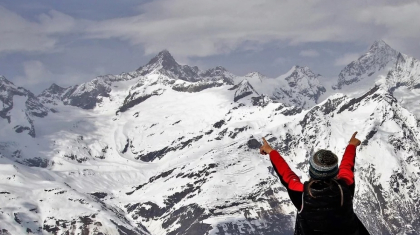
top-left (1, 0), bottom-right (420, 94)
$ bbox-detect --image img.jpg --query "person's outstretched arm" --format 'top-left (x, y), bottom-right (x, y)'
top-left (260, 137), bottom-right (303, 191)
top-left (269, 150), bottom-right (304, 192)
top-left (337, 132), bottom-right (361, 186)
top-left (260, 138), bottom-right (304, 209)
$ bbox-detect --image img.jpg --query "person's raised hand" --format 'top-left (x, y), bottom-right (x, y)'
top-left (349, 132), bottom-right (361, 147)
top-left (260, 137), bottom-right (274, 155)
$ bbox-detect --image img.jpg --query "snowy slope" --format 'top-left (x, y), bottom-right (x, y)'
top-left (1, 41), bottom-right (420, 235)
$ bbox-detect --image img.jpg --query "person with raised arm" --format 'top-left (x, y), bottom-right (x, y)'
top-left (260, 132), bottom-right (370, 235)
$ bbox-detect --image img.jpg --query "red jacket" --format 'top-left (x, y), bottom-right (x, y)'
top-left (269, 145), bottom-right (357, 208)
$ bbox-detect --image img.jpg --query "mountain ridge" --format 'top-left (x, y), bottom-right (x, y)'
top-left (0, 40), bottom-right (419, 234)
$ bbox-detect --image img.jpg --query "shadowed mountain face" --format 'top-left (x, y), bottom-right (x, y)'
top-left (1, 41), bottom-right (420, 234)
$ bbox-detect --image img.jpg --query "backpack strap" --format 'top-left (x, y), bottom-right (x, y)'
top-left (332, 179), bottom-right (344, 207)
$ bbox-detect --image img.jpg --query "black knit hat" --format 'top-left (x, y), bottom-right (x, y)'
top-left (309, 149), bottom-right (339, 180)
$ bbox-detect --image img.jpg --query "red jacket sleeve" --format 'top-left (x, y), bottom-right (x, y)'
top-left (337, 145), bottom-right (357, 185)
top-left (269, 150), bottom-right (304, 192)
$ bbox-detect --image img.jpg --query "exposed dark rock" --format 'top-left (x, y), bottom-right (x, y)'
top-left (13, 213), bottom-right (21, 224)
top-left (0, 229), bottom-right (11, 235)
top-left (14, 125), bottom-right (31, 133)
top-left (43, 224), bottom-right (60, 234)
top-left (213, 120), bottom-right (225, 129)
top-left (90, 192), bottom-right (108, 199)
top-left (247, 138), bottom-right (261, 149)
top-left (234, 91), bottom-right (253, 102)
top-left (215, 128), bottom-right (228, 140)
top-left (119, 89), bottom-right (163, 112)
top-left (228, 126), bottom-right (250, 139)
top-left (20, 157), bottom-right (49, 168)
top-left (230, 80), bottom-right (259, 102)
top-left (126, 202), bottom-right (166, 220)
top-left (338, 86), bottom-right (380, 114)
top-left (172, 120), bottom-right (181, 125)
top-left (127, 168), bottom-right (176, 195)
top-left (64, 154), bottom-right (87, 163)
top-left (122, 139), bottom-right (130, 154)
top-left (137, 135), bottom-right (203, 162)
top-left (267, 137), bottom-right (277, 142)
top-left (163, 204), bottom-right (212, 235)
top-left (362, 129), bottom-right (378, 146)
top-left (251, 95), bottom-right (271, 107)
top-left (172, 81), bottom-right (223, 93)
top-left (176, 163), bottom-right (217, 179)
top-left (281, 106), bottom-right (302, 116)
top-left (164, 183), bottom-right (201, 208)
top-left (110, 219), bottom-right (147, 235)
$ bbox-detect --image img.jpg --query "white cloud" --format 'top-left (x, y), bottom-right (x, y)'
top-left (0, 6), bottom-right (79, 54)
top-left (14, 60), bottom-right (53, 86)
top-left (334, 53), bottom-right (361, 66)
top-left (3, 1), bottom-right (420, 59)
top-left (83, 0), bottom-right (420, 57)
top-left (299, 49), bottom-right (320, 57)
top-left (13, 60), bottom-right (101, 94)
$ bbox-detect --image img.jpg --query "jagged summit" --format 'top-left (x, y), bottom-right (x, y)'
top-left (286, 65), bottom-right (322, 80)
top-left (0, 75), bottom-right (14, 86)
top-left (201, 66), bottom-right (228, 76)
top-left (139, 49), bottom-right (178, 71)
top-left (229, 79), bottom-right (259, 102)
top-left (244, 72), bottom-right (267, 82)
top-left (136, 50), bottom-right (201, 82)
top-left (333, 40), bottom-right (399, 91)
top-left (46, 83), bottom-right (66, 94)
top-left (368, 40), bottom-right (393, 52)
top-left (271, 65), bottom-right (326, 108)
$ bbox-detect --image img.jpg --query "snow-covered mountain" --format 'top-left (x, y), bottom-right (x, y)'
top-left (1, 41), bottom-right (420, 235)
top-left (0, 76), bottom-right (49, 138)
top-left (233, 66), bottom-right (326, 109)
top-left (333, 40), bottom-right (399, 92)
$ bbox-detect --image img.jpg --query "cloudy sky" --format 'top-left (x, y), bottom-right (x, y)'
top-left (1, 0), bottom-right (420, 93)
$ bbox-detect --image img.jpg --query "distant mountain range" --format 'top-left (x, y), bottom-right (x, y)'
top-left (0, 40), bottom-right (419, 235)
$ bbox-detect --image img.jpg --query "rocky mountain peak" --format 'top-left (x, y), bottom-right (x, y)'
top-left (154, 49), bottom-right (177, 67)
top-left (333, 40), bottom-right (400, 90)
top-left (365, 40), bottom-right (399, 61)
top-left (202, 66), bottom-right (227, 76)
top-left (229, 79), bottom-right (259, 102)
top-left (137, 50), bottom-right (179, 73)
top-left (46, 83), bottom-right (66, 94)
top-left (245, 72), bottom-right (266, 80)
top-left (368, 40), bottom-right (393, 53)
top-left (284, 65), bottom-right (321, 87)
top-left (0, 75), bottom-right (14, 87)
top-left (136, 50), bottom-right (203, 82)
top-left (270, 65), bottom-right (326, 108)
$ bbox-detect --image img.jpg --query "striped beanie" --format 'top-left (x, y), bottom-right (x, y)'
top-left (309, 149), bottom-right (339, 180)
